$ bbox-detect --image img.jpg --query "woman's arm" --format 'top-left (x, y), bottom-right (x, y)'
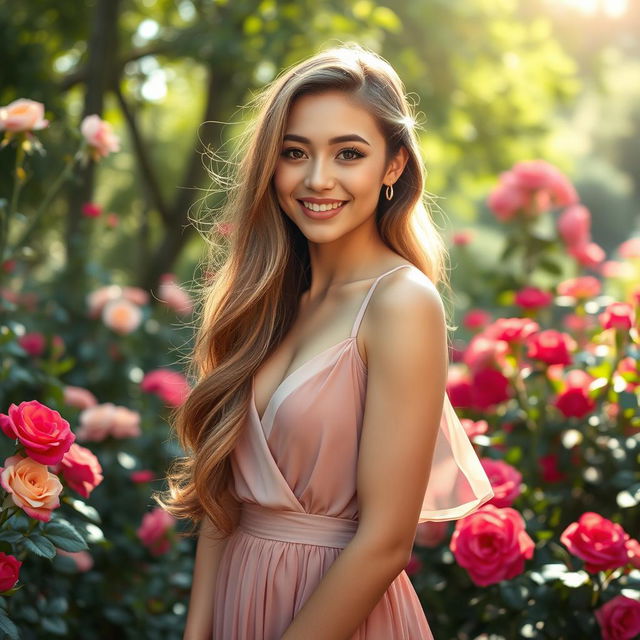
top-left (182, 498), bottom-right (239, 640)
top-left (281, 271), bottom-right (448, 640)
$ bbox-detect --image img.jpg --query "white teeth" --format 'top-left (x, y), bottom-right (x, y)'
top-left (302, 201), bottom-right (345, 212)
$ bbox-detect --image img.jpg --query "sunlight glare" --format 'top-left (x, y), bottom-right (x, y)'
top-left (558, 0), bottom-right (629, 17)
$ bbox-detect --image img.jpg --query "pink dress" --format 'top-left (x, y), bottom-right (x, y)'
top-left (213, 264), bottom-right (494, 639)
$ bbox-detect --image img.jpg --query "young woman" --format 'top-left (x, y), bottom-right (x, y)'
top-left (158, 43), bottom-right (494, 640)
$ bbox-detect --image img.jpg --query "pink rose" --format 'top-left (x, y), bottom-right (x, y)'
top-left (404, 552), bottom-right (422, 576)
top-left (51, 443), bottom-right (103, 499)
top-left (81, 202), bottom-right (102, 218)
top-left (446, 370), bottom-right (474, 409)
top-left (55, 549), bottom-right (94, 572)
top-left (80, 114), bottom-right (120, 160)
top-left (17, 332), bottom-right (46, 357)
top-left (463, 333), bottom-right (509, 372)
top-left (599, 302), bottom-right (635, 331)
top-left (557, 204), bottom-right (591, 248)
top-left (452, 230), bottom-right (473, 246)
top-left (76, 403), bottom-right (141, 442)
top-left (0, 99), bottom-right (49, 133)
top-left (595, 595), bottom-right (640, 640)
top-left (480, 459), bottom-right (522, 508)
top-left (470, 367), bottom-right (511, 410)
top-left (449, 504), bottom-right (535, 586)
top-left (131, 470), bottom-right (155, 483)
top-left (568, 241), bottom-right (606, 267)
top-left (462, 309), bottom-right (492, 331)
top-left (0, 552), bottom-right (22, 592)
top-left (1, 400), bottom-right (75, 465)
top-left (617, 237), bottom-right (640, 259)
top-left (526, 330), bottom-right (575, 366)
top-left (158, 274), bottom-right (194, 316)
top-left (63, 385), bottom-right (98, 410)
top-left (460, 418), bottom-right (488, 439)
top-left (538, 453), bottom-right (567, 483)
top-left (514, 287), bottom-right (553, 309)
top-left (486, 317), bottom-right (540, 344)
top-left (554, 370), bottom-right (596, 418)
top-left (414, 520), bottom-right (449, 548)
top-left (137, 507), bottom-right (176, 556)
top-left (626, 538), bottom-right (640, 570)
top-left (560, 512), bottom-right (630, 573)
top-left (557, 276), bottom-right (601, 299)
top-left (141, 369), bottom-right (191, 407)
top-left (0, 455), bottom-right (63, 522)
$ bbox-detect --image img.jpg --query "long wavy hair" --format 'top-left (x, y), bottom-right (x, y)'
top-left (153, 43), bottom-right (455, 540)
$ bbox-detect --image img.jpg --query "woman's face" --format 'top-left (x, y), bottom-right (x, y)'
top-left (272, 89), bottom-right (407, 243)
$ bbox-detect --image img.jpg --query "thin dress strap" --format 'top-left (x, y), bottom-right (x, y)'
top-left (349, 264), bottom-right (414, 338)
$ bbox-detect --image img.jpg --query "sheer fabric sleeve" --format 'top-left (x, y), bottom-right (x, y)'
top-left (418, 393), bottom-right (494, 523)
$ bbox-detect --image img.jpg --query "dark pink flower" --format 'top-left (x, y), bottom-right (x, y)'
top-left (137, 508), bottom-right (176, 556)
top-left (81, 202), bottom-right (102, 218)
top-left (140, 369), bottom-right (190, 407)
top-left (0, 552), bottom-right (22, 592)
top-left (599, 302), bottom-right (635, 331)
top-left (462, 309), bottom-right (492, 331)
top-left (486, 317), bottom-right (540, 344)
top-left (450, 504), bottom-right (535, 586)
top-left (514, 287), bottom-right (553, 309)
top-left (560, 512), bottom-right (630, 573)
top-left (17, 332), bottom-right (46, 357)
top-left (471, 367), bottom-right (511, 410)
top-left (526, 330), bottom-right (575, 366)
top-left (1, 400), bottom-right (75, 465)
top-left (50, 443), bottom-right (104, 499)
top-left (480, 458), bottom-right (523, 507)
top-left (595, 595), bottom-right (640, 640)
top-left (568, 241), bottom-right (606, 267)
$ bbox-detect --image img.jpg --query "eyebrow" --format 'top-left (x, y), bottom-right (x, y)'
top-left (283, 133), bottom-right (371, 147)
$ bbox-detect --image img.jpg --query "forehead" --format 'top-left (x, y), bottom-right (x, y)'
top-left (285, 90), bottom-right (383, 142)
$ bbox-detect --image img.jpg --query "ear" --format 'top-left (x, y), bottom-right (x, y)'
top-left (383, 146), bottom-right (409, 185)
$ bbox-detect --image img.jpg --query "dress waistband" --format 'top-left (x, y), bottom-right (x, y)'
top-left (238, 503), bottom-right (358, 549)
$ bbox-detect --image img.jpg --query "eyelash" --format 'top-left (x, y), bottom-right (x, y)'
top-left (280, 146), bottom-right (366, 161)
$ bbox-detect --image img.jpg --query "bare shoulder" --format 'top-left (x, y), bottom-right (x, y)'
top-left (360, 265), bottom-right (446, 366)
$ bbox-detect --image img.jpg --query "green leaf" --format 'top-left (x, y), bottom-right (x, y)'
top-left (0, 531), bottom-right (23, 544)
top-left (0, 609), bottom-right (19, 640)
top-left (61, 498), bottom-right (101, 524)
top-left (23, 534), bottom-right (56, 559)
top-left (41, 616), bottom-right (68, 635)
top-left (42, 520), bottom-right (87, 552)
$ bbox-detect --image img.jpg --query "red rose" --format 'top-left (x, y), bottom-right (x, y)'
top-left (449, 504), bottom-right (535, 586)
top-left (480, 458), bottom-right (522, 507)
top-left (560, 512), bottom-right (630, 573)
top-left (538, 453), bottom-right (567, 483)
top-left (1, 400), bottom-right (75, 465)
top-left (0, 552), bottom-right (22, 592)
top-left (554, 385), bottom-right (596, 418)
top-left (595, 595), bottom-right (640, 640)
top-left (526, 330), bottom-right (575, 366)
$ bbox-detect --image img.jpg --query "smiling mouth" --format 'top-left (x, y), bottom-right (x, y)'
top-left (298, 200), bottom-right (347, 212)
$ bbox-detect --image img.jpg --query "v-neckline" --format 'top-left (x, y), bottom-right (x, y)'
top-left (251, 336), bottom-right (360, 424)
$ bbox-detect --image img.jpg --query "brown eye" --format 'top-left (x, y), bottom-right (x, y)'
top-left (281, 148), bottom-right (305, 159)
top-left (338, 147), bottom-right (365, 160)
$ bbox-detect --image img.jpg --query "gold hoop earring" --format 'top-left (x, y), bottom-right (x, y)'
top-left (385, 183), bottom-right (394, 200)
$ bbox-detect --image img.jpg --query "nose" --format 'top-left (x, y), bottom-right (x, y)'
top-left (304, 157), bottom-right (335, 191)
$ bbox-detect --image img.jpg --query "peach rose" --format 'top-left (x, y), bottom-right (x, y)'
top-left (595, 595), bottom-right (640, 640)
top-left (0, 552), bottom-right (22, 592)
top-left (51, 443), bottom-right (103, 499)
top-left (0, 99), bottom-right (49, 133)
top-left (80, 114), bottom-right (120, 159)
top-left (449, 504), bottom-right (535, 586)
top-left (560, 512), bottom-right (630, 573)
top-left (141, 369), bottom-right (191, 407)
top-left (1, 400), bottom-right (75, 465)
top-left (137, 507), bottom-right (176, 556)
top-left (101, 297), bottom-right (143, 335)
top-left (0, 454), bottom-right (63, 522)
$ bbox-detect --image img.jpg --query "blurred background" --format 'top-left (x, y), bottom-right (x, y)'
top-left (1, 0), bottom-right (638, 294)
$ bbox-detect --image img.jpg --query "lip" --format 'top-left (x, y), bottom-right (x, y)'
top-left (297, 199), bottom-right (347, 220)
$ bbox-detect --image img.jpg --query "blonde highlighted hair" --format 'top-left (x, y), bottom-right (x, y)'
top-left (153, 43), bottom-right (454, 539)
